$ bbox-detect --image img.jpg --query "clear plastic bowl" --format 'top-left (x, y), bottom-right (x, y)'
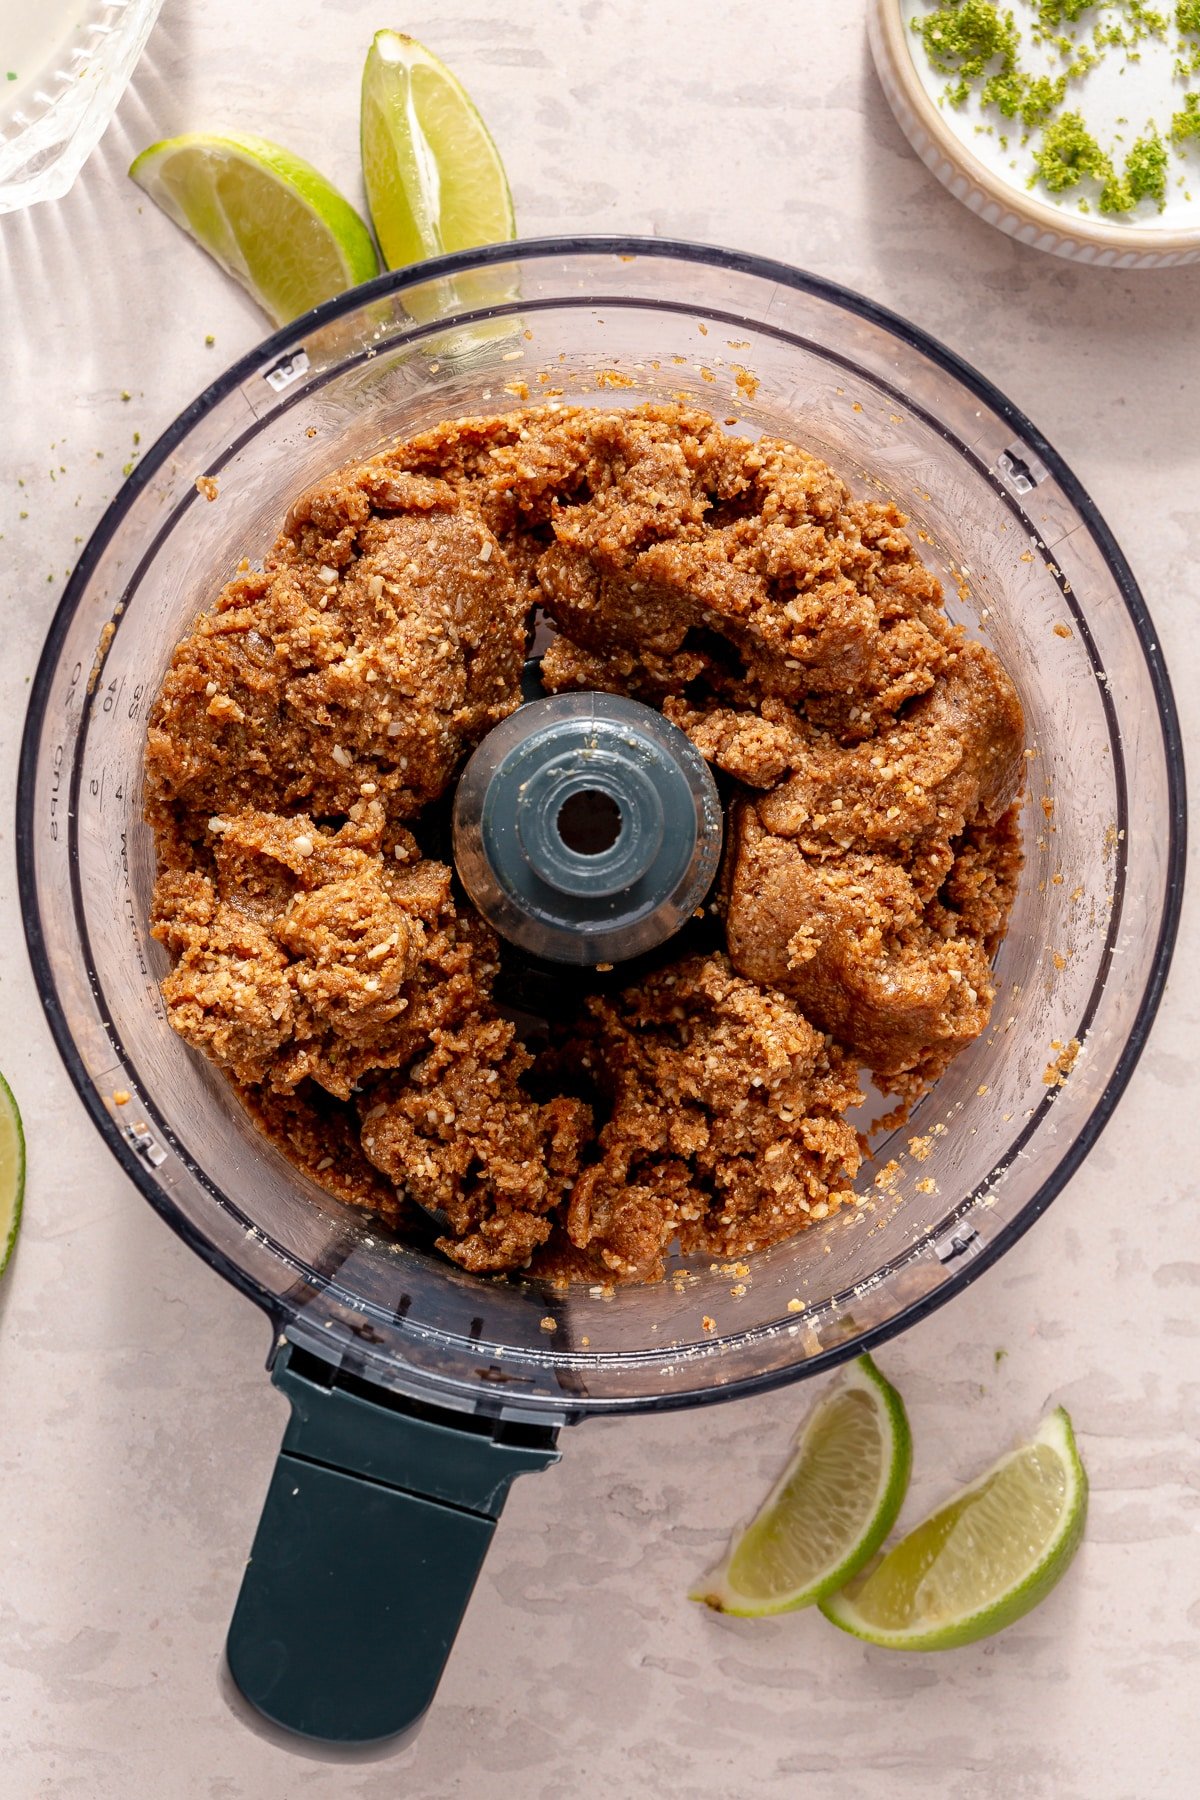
top-left (18, 239), bottom-right (1185, 1418)
top-left (0, 0), bottom-right (163, 214)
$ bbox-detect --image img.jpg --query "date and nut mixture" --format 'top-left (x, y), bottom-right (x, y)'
top-left (145, 404), bottom-right (1023, 1284)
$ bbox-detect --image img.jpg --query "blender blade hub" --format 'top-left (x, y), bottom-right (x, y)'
top-left (452, 691), bottom-right (724, 966)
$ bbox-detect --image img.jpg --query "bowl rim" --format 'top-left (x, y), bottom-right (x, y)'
top-left (17, 235), bottom-right (1188, 1413)
top-left (871, 0), bottom-right (1200, 253)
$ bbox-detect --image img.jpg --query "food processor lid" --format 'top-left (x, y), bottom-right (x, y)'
top-left (452, 691), bottom-right (723, 964)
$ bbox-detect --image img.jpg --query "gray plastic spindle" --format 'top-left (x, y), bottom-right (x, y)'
top-left (452, 692), bottom-right (723, 965)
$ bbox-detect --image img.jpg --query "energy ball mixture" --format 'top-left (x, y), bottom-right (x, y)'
top-left (145, 404), bottom-right (1025, 1284)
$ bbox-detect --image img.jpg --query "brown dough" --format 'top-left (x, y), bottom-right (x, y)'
top-left (145, 404), bottom-right (1024, 1281)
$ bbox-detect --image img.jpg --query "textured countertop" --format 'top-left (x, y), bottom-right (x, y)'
top-left (1, 3), bottom-right (1197, 1795)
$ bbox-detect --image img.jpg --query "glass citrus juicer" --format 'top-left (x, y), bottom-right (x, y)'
top-left (17, 239), bottom-right (1184, 1746)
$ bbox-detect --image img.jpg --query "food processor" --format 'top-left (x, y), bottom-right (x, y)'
top-left (17, 239), bottom-right (1184, 1745)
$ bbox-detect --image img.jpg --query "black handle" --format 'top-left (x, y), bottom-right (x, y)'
top-left (226, 1344), bottom-right (559, 1744)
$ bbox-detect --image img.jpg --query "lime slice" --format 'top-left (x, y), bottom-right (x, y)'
top-left (820, 1407), bottom-right (1087, 1650)
top-left (129, 133), bottom-right (380, 328)
top-left (0, 1072), bottom-right (26, 1281)
top-left (690, 1354), bottom-right (912, 1616)
top-left (360, 31), bottom-right (515, 270)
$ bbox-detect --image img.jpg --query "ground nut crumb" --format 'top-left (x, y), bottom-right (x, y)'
top-left (1043, 1037), bottom-right (1081, 1087)
top-left (146, 403), bottom-right (1022, 1287)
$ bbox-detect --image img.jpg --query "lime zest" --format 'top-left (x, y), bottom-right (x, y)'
top-left (911, 0), bottom-right (1196, 213)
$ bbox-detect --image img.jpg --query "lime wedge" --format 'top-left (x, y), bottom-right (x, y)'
top-left (360, 31), bottom-right (515, 270)
top-left (690, 1354), bottom-right (912, 1616)
top-left (820, 1407), bottom-right (1087, 1650)
top-left (0, 1072), bottom-right (26, 1281)
top-left (129, 133), bottom-right (380, 328)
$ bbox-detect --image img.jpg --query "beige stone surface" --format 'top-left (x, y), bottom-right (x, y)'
top-left (0, 2), bottom-right (1196, 1796)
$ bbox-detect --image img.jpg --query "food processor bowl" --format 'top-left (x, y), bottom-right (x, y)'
top-left (18, 239), bottom-right (1185, 1743)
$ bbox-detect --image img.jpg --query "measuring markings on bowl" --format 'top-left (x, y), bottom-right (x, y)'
top-left (263, 348), bottom-right (310, 393)
top-left (996, 447), bottom-right (1048, 496)
top-left (125, 1118), bottom-right (167, 1169)
top-left (931, 1224), bottom-right (984, 1266)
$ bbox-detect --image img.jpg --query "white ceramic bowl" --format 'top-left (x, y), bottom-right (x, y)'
top-left (870, 0), bottom-right (1200, 267)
